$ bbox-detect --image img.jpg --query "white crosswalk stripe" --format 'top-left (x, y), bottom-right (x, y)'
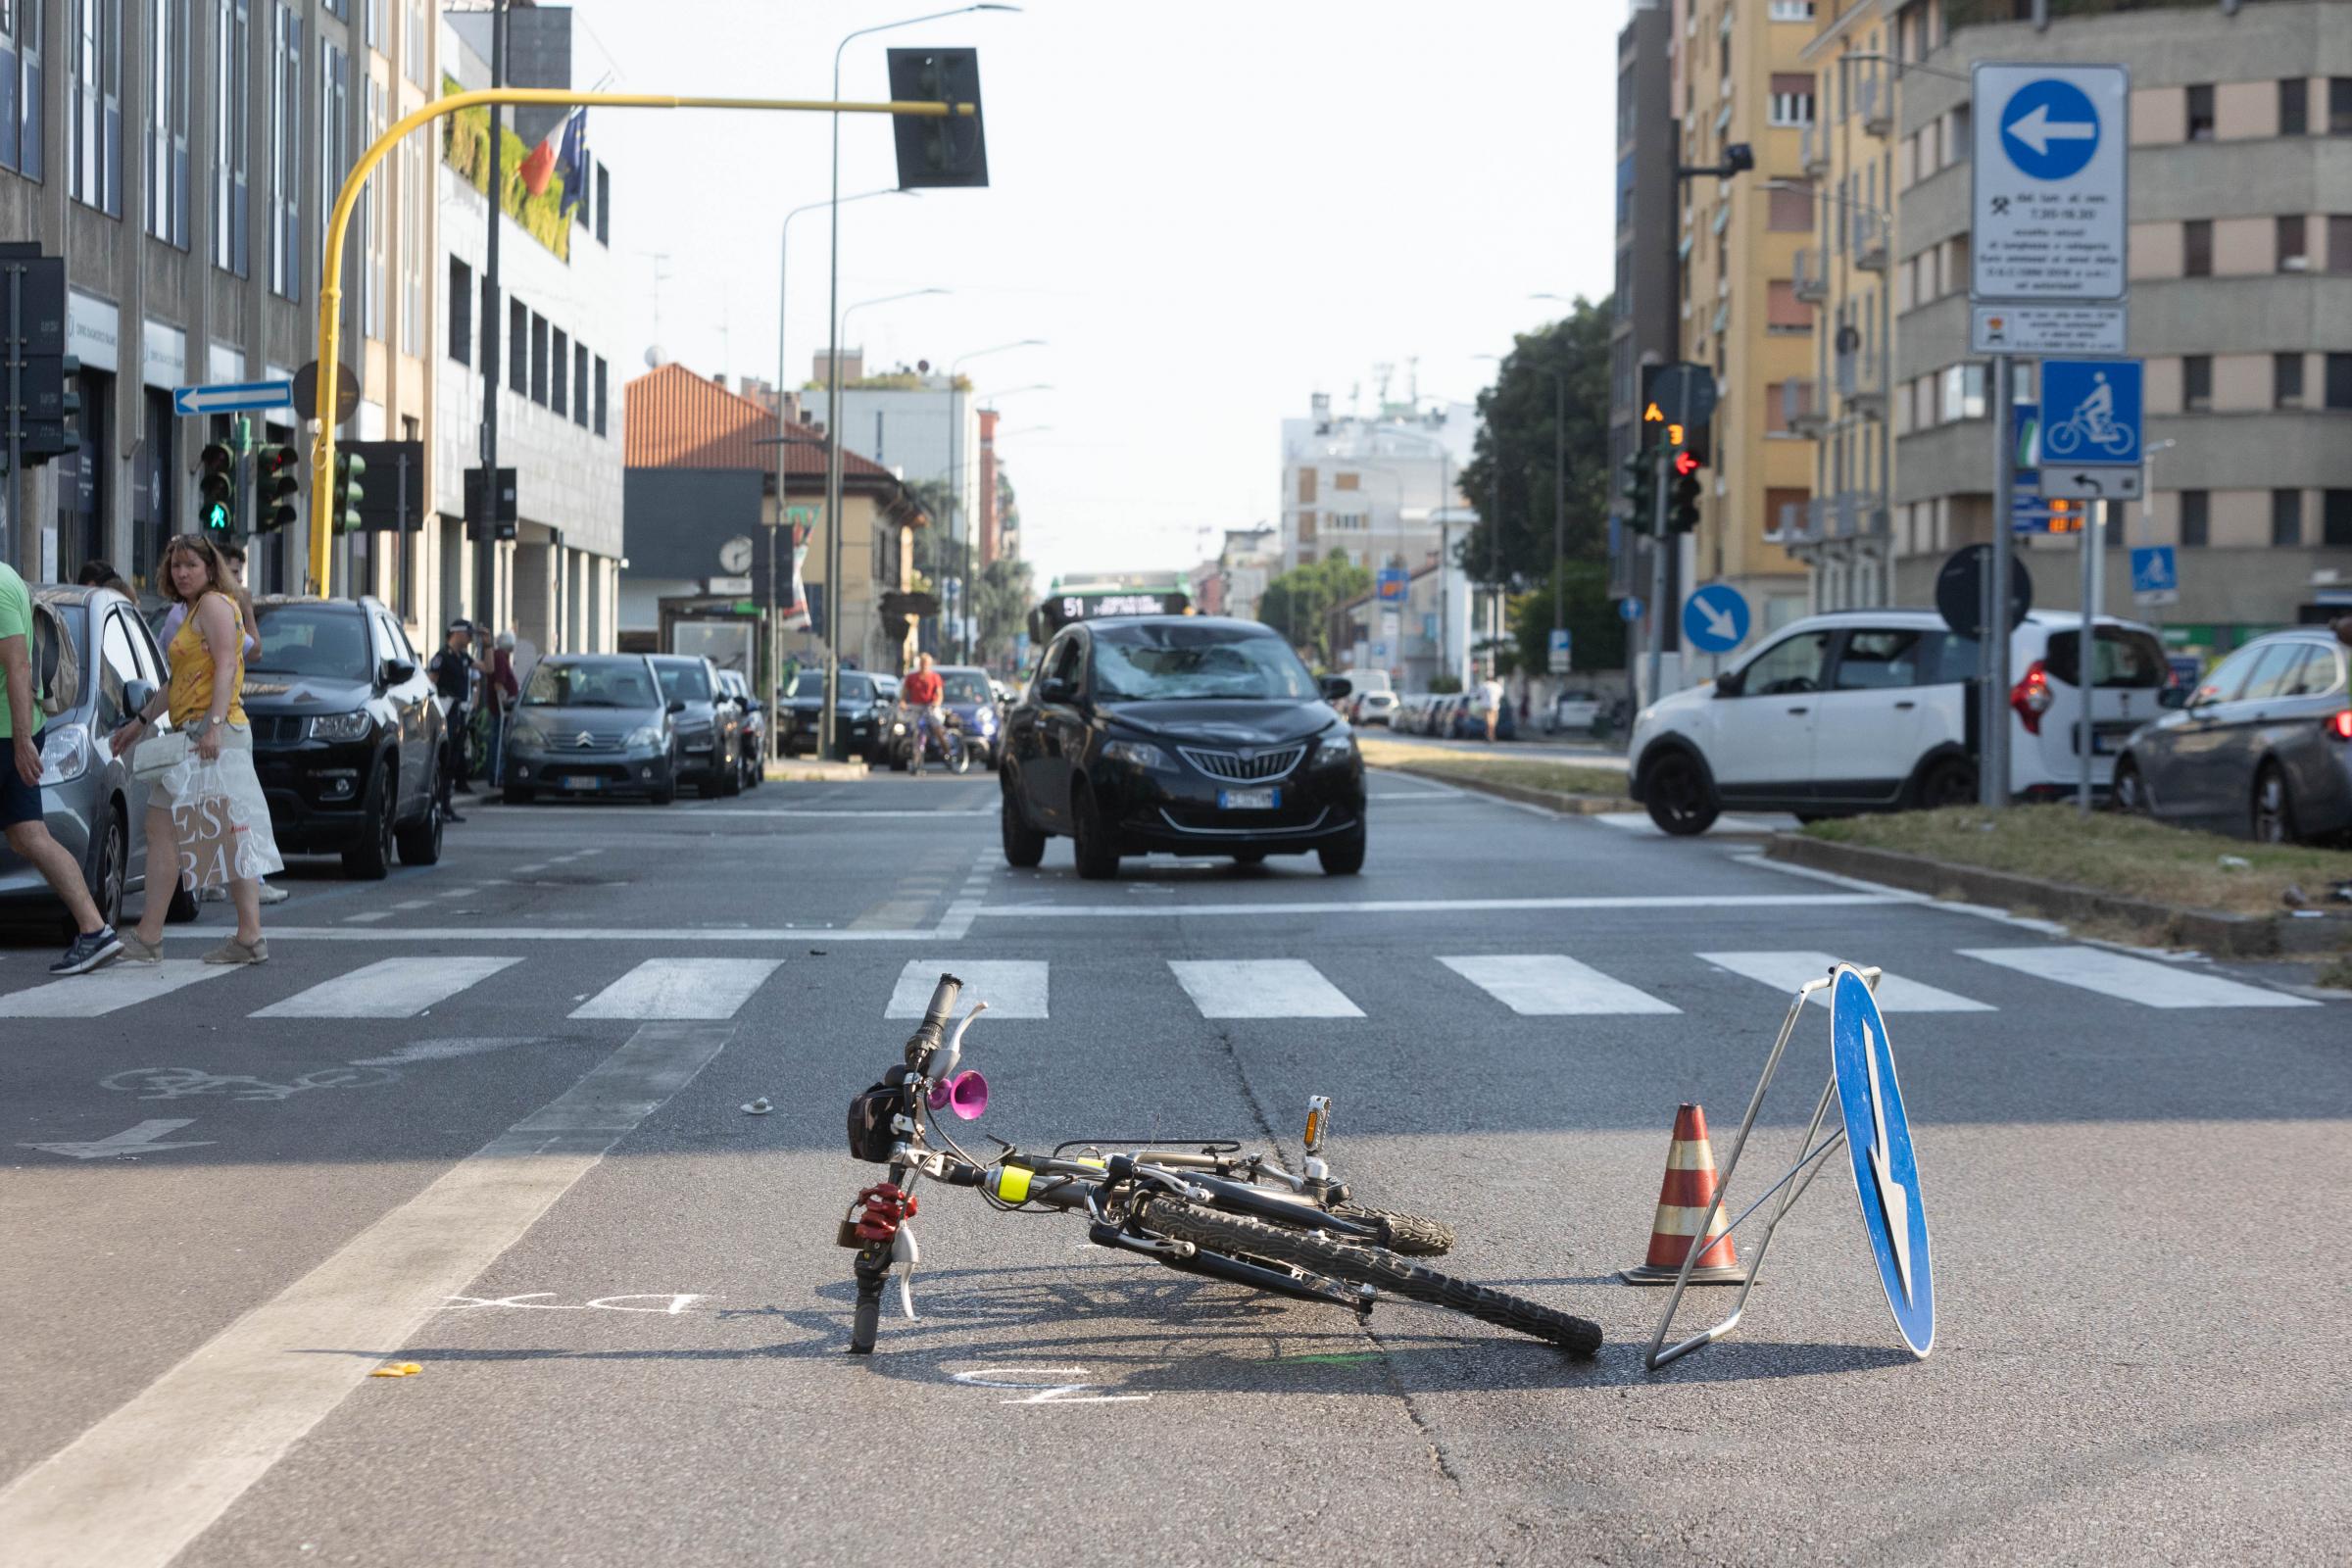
top-left (0, 960), bottom-right (233, 1018)
top-left (1167, 959), bottom-right (1362, 1019)
top-left (569, 957), bottom-right (782, 1020)
top-left (1959, 946), bottom-right (2317, 1009)
top-left (1438, 955), bottom-right (1681, 1015)
top-left (1697, 951), bottom-right (1995, 1013)
top-left (888, 960), bottom-right (1049, 1019)
top-left (251, 956), bottom-right (522, 1018)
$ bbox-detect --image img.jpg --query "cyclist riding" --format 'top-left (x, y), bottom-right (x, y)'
top-left (901, 654), bottom-right (946, 776)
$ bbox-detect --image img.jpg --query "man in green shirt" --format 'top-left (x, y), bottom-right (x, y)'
top-left (1, 561), bottom-right (122, 974)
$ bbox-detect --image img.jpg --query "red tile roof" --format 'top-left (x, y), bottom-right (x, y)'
top-left (623, 363), bottom-right (891, 480)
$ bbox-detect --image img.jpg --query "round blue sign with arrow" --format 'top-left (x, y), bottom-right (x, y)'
top-left (1830, 965), bottom-right (1935, 1358)
top-left (1681, 583), bottom-right (1750, 655)
top-left (1617, 596), bottom-right (1644, 623)
top-left (2001, 78), bottom-right (2101, 181)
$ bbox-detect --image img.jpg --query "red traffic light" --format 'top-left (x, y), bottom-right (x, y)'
top-left (259, 446), bottom-right (300, 479)
top-left (1673, 450), bottom-right (1700, 477)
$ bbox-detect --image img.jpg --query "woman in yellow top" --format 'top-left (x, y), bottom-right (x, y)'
top-left (108, 533), bottom-right (282, 964)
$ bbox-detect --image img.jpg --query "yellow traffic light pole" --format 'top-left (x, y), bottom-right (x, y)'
top-left (309, 87), bottom-right (971, 595)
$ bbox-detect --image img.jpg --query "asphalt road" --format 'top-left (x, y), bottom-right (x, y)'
top-left (2, 770), bottom-right (2345, 1566)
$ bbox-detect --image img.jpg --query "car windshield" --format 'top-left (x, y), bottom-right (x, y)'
top-left (1090, 622), bottom-right (1317, 703)
top-left (941, 671), bottom-right (992, 704)
top-left (791, 671), bottom-right (874, 702)
top-left (522, 661), bottom-right (659, 709)
top-left (249, 606), bottom-right (371, 680)
top-left (655, 662), bottom-right (713, 703)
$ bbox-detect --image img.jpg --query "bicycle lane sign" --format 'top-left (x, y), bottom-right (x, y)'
top-left (2039, 359), bottom-right (2141, 466)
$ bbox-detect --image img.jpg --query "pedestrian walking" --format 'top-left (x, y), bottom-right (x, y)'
top-left (1480, 670), bottom-right (1505, 743)
top-left (485, 630), bottom-right (521, 788)
top-left (2, 560), bottom-right (124, 974)
top-left (107, 533), bottom-right (282, 966)
top-left (428, 619), bottom-right (487, 822)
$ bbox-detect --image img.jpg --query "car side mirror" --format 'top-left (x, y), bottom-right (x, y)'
top-left (1714, 669), bottom-right (1745, 698)
top-left (1318, 675), bottom-right (1351, 703)
top-left (124, 678), bottom-right (157, 718)
top-left (667, 698), bottom-right (687, 714)
top-left (1037, 677), bottom-right (1072, 705)
top-left (381, 658), bottom-right (416, 687)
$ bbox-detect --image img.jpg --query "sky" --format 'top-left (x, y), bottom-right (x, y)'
top-left (563, 0), bottom-right (1623, 592)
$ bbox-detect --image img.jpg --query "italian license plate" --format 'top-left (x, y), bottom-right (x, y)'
top-left (562, 775), bottom-right (605, 791)
top-left (1219, 787), bottom-right (1279, 810)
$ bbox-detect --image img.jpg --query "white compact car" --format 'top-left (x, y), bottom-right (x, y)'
top-left (1627, 609), bottom-right (2172, 834)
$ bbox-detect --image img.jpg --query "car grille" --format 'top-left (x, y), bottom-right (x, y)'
top-left (249, 715), bottom-right (306, 745)
top-left (1177, 743), bottom-right (1306, 782)
top-left (555, 732), bottom-right (629, 753)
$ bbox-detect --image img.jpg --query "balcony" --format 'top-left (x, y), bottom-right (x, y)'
top-left (1792, 246), bottom-right (1827, 304)
top-left (1830, 491), bottom-right (1891, 540)
top-left (1773, 497), bottom-right (1822, 548)
top-left (1857, 73), bottom-right (1891, 138)
top-left (1783, 377), bottom-right (1825, 438)
top-left (1800, 122), bottom-right (1827, 177)
top-left (1836, 353), bottom-right (1886, 422)
top-left (1851, 210), bottom-right (1887, 271)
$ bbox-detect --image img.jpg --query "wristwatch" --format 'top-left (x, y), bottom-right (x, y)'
top-left (187, 716), bottom-right (216, 741)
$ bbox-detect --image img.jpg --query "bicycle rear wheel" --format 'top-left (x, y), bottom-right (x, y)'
top-left (1139, 1199), bottom-right (1599, 1354)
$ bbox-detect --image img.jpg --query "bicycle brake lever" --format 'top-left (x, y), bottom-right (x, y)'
top-left (891, 1223), bottom-right (920, 1320)
top-left (928, 1001), bottom-right (991, 1085)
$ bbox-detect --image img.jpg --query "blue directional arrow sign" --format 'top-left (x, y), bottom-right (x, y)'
top-left (172, 379), bottom-right (294, 417)
top-left (1617, 596), bottom-right (1644, 624)
top-left (1830, 965), bottom-right (1934, 1358)
top-left (2038, 359), bottom-right (2141, 466)
top-left (2000, 78), bottom-right (2100, 180)
top-left (1681, 583), bottom-right (1749, 655)
top-left (1971, 63), bottom-right (2130, 304)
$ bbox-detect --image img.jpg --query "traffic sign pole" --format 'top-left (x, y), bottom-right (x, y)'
top-left (1984, 358), bottom-right (2014, 808)
top-left (1646, 443), bottom-right (1670, 710)
top-left (2079, 493), bottom-right (2098, 816)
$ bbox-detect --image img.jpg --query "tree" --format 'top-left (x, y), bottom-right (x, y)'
top-left (1254, 551), bottom-right (1370, 669)
top-left (1509, 559), bottom-right (1628, 677)
top-left (973, 555), bottom-right (1034, 669)
top-left (1455, 298), bottom-right (1616, 589)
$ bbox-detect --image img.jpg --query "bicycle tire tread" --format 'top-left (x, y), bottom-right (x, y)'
top-left (1329, 1202), bottom-right (1454, 1256)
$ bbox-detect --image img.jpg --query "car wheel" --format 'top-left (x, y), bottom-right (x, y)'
top-left (2252, 763), bottom-right (2296, 845)
top-left (1317, 825), bottom-right (1366, 876)
top-left (1001, 780), bottom-right (1048, 868)
top-left (1070, 779), bottom-right (1121, 881)
top-left (1643, 751), bottom-right (1720, 837)
top-left (396, 787), bottom-right (445, 866)
top-left (504, 783), bottom-right (536, 806)
top-left (946, 736), bottom-right (973, 776)
top-left (649, 774), bottom-right (676, 806)
top-left (2111, 756), bottom-right (2149, 816)
top-left (720, 742), bottom-right (744, 797)
top-left (76, 805), bottom-right (129, 938)
top-left (1910, 756), bottom-right (1978, 812)
top-left (341, 761), bottom-right (396, 879)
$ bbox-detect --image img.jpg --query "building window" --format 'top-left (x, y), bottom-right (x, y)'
top-left (362, 75), bottom-right (385, 337)
top-left (2185, 84), bottom-right (2215, 141)
top-left (593, 356), bottom-right (608, 436)
top-left (2328, 491), bottom-right (2352, 548)
top-left (2330, 215), bottom-right (2352, 273)
top-left (266, 2), bottom-right (300, 301)
top-left (363, 0), bottom-right (377, 49)
top-left (2182, 355), bottom-right (2212, 411)
top-left (572, 342), bottom-right (588, 425)
top-left (1768, 181), bottom-right (1812, 231)
top-left (2182, 220), bottom-right (2212, 277)
top-left (1768, 1), bottom-right (1814, 20)
top-left (2276, 352), bottom-right (2304, 408)
top-left (1769, 74), bottom-right (1814, 127)
top-left (318, 39), bottom-right (348, 285)
top-left (595, 164), bottom-right (610, 245)
top-left (1, 0), bottom-right (50, 179)
top-left (508, 299), bottom-right (526, 394)
top-left (144, 0), bottom-right (189, 245)
top-left (448, 257), bottom-right (471, 363)
top-left (551, 327), bottom-right (568, 411)
top-left (2277, 215), bottom-right (2307, 271)
top-left (1766, 280), bottom-right (1811, 333)
top-left (2332, 78), bottom-right (2352, 137)
top-left (400, 131), bottom-right (423, 355)
top-left (1940, 363), bottom-right (1986, 421)
top-left (2280, 78), bottom-right (2308, 136)
top-left (69, 0), bottom-right (122, 217)
top-left (2180, 490), bottom-right (2209, 549)
top-left (529, 313), bottom-right (548, 406)
top-left (212, 0), bottom-right (247, 274)
top-left (402, 0), bottom-right (424, 86)
top-left (2327, 352), bottom-right (2352, 411)
top-left (2272, 489), bottom-right (2304, 547)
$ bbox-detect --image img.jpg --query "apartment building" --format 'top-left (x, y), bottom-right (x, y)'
top-left (1803, 0), bottom-right (2351, 657)
top-left (1277, 391), bottom-right (1477, 576)
top-left (0, 0), bottom-right (437, 622)
top-left (1671, 0), bottom-right (1819, 654)
top-left (1609, 0), bottom-right (1682, 619)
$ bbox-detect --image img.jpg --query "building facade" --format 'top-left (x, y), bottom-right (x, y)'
top-left (1277, 392), bottom-right (1477, 576)
top-left (1610, 0), bottom-right (1682, 617)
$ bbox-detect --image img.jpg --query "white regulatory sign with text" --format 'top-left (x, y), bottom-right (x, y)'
top-left (1970, 303), bottom-right (2128, 356)
top-left (1971, 63), bottom-right (2130, 304)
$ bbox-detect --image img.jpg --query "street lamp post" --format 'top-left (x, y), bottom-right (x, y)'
top-left (947, 340), bottom-right (1045, 662)
top-left (1529, 296), bottom-right (1573, 658)
top-left (823, 3), bottom-right (1018, 760)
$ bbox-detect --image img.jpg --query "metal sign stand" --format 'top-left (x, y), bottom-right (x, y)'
top-left (1644, 965), bottom-right (1887, 1371)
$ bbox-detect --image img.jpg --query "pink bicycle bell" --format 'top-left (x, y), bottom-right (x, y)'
top-left (928, 1070), bottom-right (989, 1120)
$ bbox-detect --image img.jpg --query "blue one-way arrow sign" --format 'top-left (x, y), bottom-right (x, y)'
top-left (172, 379), bottom-right (294, 417)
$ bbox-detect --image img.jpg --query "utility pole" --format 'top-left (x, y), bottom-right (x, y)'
top-left (1984, 356), bottom-right (2014, 808)
top-left (477, 0), bottom-right (508, 628)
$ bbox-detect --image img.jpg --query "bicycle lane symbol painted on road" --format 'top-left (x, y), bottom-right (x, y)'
top-left (102, 1065), bottom-right (402, 1101)
top-left (949, 1366), bottom-right (1152, 1405)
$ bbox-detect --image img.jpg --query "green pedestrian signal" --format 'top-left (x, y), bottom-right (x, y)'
top-left (198, 442), bottom-right (235, 534)
top-left (331, 450), bottom-right (367, 534)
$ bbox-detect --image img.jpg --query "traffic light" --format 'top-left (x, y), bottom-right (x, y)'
top-left (254, 445), bottom-right (301, 531)
top-left (197, 442), bottom-right (235, 535)
top-left (20, 353), bottom-right (80, 466)
top-left (330, 449), bottom-right (367, 533)
top-left (1669, 451), bottom-right (1703, 534)
top-left (886, 48), bottom-right (989, 189)
top-left (1620, 447), bottom-right (1657, 523)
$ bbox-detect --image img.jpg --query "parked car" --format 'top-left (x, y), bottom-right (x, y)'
top-left (1543, 690), bottom-right (1605, 735)
top-left (0, 585), bottom-right (196, 932)
top-left (243, 595), bottom-right (446, 877)
top-left (648, 654), bottom-right (743, 799)
top-left (1352, 690), bottom-right (1398, 727)
top-left (502, 654), bottom-right (679, 805)
top-left (1627, 609), bottom-right (2170, 835)
top-left (714, 668), bottom-right (763, 790)
top-left (885, 664), bottom-right (1001, 769)
top-left (780, 668), bottom-right (893, 760)
top-left (1000, 615), bottom-right (1366, 879)
top-left (2114, 625), bottom-right (2352, 845)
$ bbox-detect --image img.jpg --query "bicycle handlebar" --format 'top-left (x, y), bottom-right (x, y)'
top-left (903, 972), bottom-right (963, 1069)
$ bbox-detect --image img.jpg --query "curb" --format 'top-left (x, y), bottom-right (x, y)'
top-left (1381, 764), bottom-right (1636, 817)
top-left (1764, 833), bottom-right (2352, 957)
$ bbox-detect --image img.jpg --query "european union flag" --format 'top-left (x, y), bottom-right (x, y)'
top-left (556, 110), bottom-right (589, 219)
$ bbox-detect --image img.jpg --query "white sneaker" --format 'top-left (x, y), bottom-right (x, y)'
top-left (257, 882), bottom-right (290, 906)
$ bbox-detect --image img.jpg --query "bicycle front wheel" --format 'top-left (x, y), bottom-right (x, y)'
top-left (1139, 1199), bottom-right (1599, 1354)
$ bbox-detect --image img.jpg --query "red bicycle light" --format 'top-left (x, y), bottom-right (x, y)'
top-left (2010, 661), bottom-right (2053, 735)
top-left (2329, 709), bottom-right (2352, 741)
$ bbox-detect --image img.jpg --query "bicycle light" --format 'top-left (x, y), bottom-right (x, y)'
top-left (1303, 1096), bottom-right (1332, 1153)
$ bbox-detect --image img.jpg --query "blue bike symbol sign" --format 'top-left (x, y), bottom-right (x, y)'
top-left (2039, 359), bottom-right (2141, 466)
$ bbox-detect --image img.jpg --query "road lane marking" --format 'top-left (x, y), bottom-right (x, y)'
top-left (391, 899), bottom-right (433, 910)
top-left (1698, 951), bottom-right (1995, 1013)
top-left (888, 959), bottom-right (1048, 1019)
top-left (1438, 955), bottom-right (1682, 1015)
top-left (0, 960), bottom-right (232, 1017)
top-left (0, 1020), bottom-right (731, 1568)
top-left (978, 893), bottom-right (1906, 919)
top-left (349, 1037), bottom-right (541, 1066)
top-left (160, 925), bottom-right (941, 942)
top-left (1168, 959), bottom-right (1362, 1019)
top-left (570, 957), bottom-right (781, 1019)
top-left (341, 910), bottom-right (391, 923)
top-left (18, 1118), bottom-right (216, 1160)
top-left (1592, 810), bottom-right (1798, 835)
top-left (251, 956), bottom-right (522, 1018)
top-left (1959, 946), bottom-right (2319, 1008)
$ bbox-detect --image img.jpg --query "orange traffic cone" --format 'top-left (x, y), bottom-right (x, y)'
top-left (1620, 1102), bottom-right (1748, 1285)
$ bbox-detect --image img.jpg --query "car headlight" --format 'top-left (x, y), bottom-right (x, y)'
top-left (976, 709), bottom-right (998, 732)
top-left (1310, 732), bottom-right (1355, 766)
top-left (891, 721), bottom-right (906, 735)
top-left (625, 725), bottom-right (664, 750)
top-left (1102, 739), bottom-right (1171, 771)
top-left (309, 709), bottom-right (372, 742)
top-left (38, 722), bottom-right (91, 786)
top-left (509, 721), bottom-right (549, 754)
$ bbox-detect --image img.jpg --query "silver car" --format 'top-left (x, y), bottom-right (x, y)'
top-left (2115, 626), bottom-right (2352, 844)
top-left (0, 586), bottom-right (195, 932)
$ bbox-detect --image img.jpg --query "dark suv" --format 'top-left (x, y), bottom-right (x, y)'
top-left (244, 596), bottom-right (445, 877)
top-left (649, 654), bottom-right (742, 798)
top-left (1000, 615), bottom-right (1366, 878)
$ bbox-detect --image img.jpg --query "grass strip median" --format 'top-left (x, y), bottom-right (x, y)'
top-left (1357, 735), bottom-right (1630, 800)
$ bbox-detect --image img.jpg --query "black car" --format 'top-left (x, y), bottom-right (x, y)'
top-left (780, 668), bottom-right (893, 760)
top-left (648, 654), bottom-right (743, 798)
top-left (244, 595), bottom-right (445, 878)
top-left (1000, 615), bottom-right (1366, 879)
